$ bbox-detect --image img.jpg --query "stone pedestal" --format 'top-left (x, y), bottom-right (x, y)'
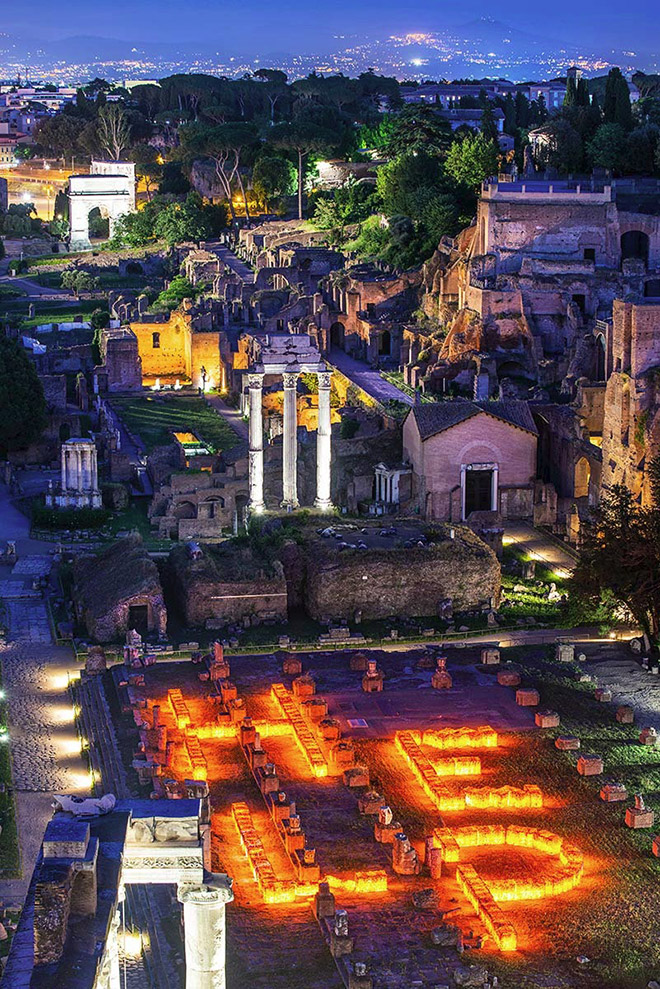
top-left (481, 647), bottom-right (500, 666)
top-left (282, 655), bottom-right (302, 675)
top-left (516, 687), bottom-right (540, 707)
top-left (625, 807), bottom-right (655, 829)
top-left (594, 688), bottom-right (612, 702)
top-left (498, 669), bottom-right (521, 687)
top-left (314, 882), bottom-right (335, 920)
top-left (177, 879), bottom-right (233, 989)
top-left (577, 754), bottom-right (603, 776)
top-left (292, 675), bottom-right (315, 700)
top-left (535, 710), bottom-right (560, 728)
top-left (639, 727), bottom-right (658, 747)
top-left (392, 832), bottom-right (420, 875)
top-left (616, 705), bottom-right (634, 724)
top-left (555, 735), bottom-right (580, 751)
top-left (600, 783), bottom-right (628, 802)
top-left (350, 652), bottom-right (369, 672)
top-left (555, 642), bottom-right (575, 662)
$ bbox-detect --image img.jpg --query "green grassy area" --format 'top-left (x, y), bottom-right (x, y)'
top-left (0, 286), bottom-right (26, 302)
top-left (106, 500), bottom-right (173, 552)
top-left (380, 369), bottom-right (437, 403)
top-left (12, 300), bottom-right (100, 330)
top-left (110, 395), bottom-right (240, 454)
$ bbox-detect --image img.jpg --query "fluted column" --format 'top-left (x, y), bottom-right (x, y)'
top-left (314, 370), bottom-right (333, 511)
top-left (281, 370), bottom-right (299, 509)
top-left (178, 881), bottom-right (234, 989)
top-left (61, 445), bottom-right (69, 490)
top-left (248, 373), bottom-right (265, 512)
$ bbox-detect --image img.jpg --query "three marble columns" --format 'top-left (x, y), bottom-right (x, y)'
top-left (248, 369), bottom-right (332, 512)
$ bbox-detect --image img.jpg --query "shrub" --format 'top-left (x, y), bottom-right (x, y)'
top-left (32, 503), bottom-right (110, 530)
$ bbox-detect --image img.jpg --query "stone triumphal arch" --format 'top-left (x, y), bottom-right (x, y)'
top-left (68, 160), bottom-right (136, 251)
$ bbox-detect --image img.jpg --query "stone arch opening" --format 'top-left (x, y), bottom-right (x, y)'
top-left (198, 496), bottom-right (225, 520)
top-left (644, 279), bottom-right (660, 298)
top-left (173, 501), bottom-right (197, 520)
top-left (233, 493), bottom-right (249, 533)
top-left (330, 322), bottom-right (345, 349)
top-left (595, 333), bottom-right (606, 380)
top-left (87, 205), bottom-right (109, 242)
top-left (68, 162), bottom-right (135, 251)
top-left (574, 457), bottom-right (591, 499)
top-left (621, 230), bottom-right (649, 266)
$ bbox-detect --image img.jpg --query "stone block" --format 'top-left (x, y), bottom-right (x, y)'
top-left (313, 882), bottom-right (335, 920)
top-left (374, 821), bottom-right (401, 844)
top-left (594, 687), bottom-right (612, 702)
top-left (498, 670), bottom-right (521, 687)
top-left (343, 765), bottom-right (369, 788)
top-left (555, 642), bottom-right (575, 663)
top-left (535, 709), bottom-right (560, 728)
top-left (282, 656), bottom-right (302, 675)
top-left (350, 652), bottom-right (368, 671)
top-left (319, 717), bottom-right (341, 742)
top-left (292, 675), bottom-right (316, 700)
top-left (577, 754), bottom-right (603, 776)
top-left (652, 835), bottom-right (660, 857)
top-left (555, 735), bottom-right (580, 751)
top-left (639, 727), bottom-right (658, 747)
top-left (625, 807), bottom-right (655, 829)
top-left (431, 924), bottom-right (462, 948)
top-left (516, 687), bottom-right (540, 707)
top-left (301, 697), bottom-right (328, 723)
top-left (480, 647), bottom-right (500, 666)
top-left (329, 930), bottom-right (354, 958)
top-left (616, 705), bottom-right (634, 724)
top-left (358, 791), bottom-right (384, 815)
top-left (600, 782), bottom-right (628, 802)
top-left (431, 670), bottom-right (453, 690)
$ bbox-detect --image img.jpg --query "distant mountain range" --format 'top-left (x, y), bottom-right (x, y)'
top-left (0, 23), bottom-right (657, 82)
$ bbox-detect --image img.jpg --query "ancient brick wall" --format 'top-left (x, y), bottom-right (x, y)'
top-left (302, 529), bottom-right (500, 620)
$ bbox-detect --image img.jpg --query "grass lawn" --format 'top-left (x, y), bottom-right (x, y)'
top-left (110, 395), bottom-right (240, 454)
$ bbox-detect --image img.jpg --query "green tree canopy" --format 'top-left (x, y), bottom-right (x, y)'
top-left (0, 337), bottom-right (47, 455)
top-left (445, 132), bottom-right (499, 190)
top-left (383, 104), bottom-right (452, 158)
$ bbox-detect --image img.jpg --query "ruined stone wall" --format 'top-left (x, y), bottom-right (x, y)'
top-left (601, 301), bottom-right (660, 503)
top-left (478, 199), bottom-right (617, 264)
top-left (132, 311), bottom-right (193, 380)
top-left (302, 528), bottom-right (500, 620)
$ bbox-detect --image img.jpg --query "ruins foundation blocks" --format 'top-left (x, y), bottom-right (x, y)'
top-left (535, 710), bottom-right (560, 728)
top-left (616, 705), bottom-right (635, 724)
top-left (577, 754), bottom-right (604, 776)
top-left (555, 735), bottom-right (580, 751)
top-left (516, 688), bottom-right (540, 707)
top-left (498, 670), bottom-right (521, 687)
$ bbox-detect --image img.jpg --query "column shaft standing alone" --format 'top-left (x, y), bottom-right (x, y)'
top-left (314, 370), bottom-right (333, 510)
top-left (281, 371), bottom-right (299, 509)
top-left (248, 373), bottom-right (265, 511)
top-left (178, 882), bottom-right (234, 989)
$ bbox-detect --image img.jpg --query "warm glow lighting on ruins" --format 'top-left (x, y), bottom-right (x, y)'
top-left (396, 731), bottom-right (542, 812)
top-left (50, 704), bottom-right (75, 723)
top-left (123, 931), bottom-right (143, 958)
top-left (326, 871), bottom-right (388, 894)
top-left (184, 734), bottom-right (208, 781)
top-left (432, 825), bottom-right (584, 951)
top-left (419, 726), bottom-right (498, 750)
top-left (168, 688), bottom-right (191, 730)
top-left (271, 684), bottom-right (328, 778)
top-left (231, 802), bottom-right (296, 904)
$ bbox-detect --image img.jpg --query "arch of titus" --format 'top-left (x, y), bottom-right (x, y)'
top-left (68, 160), bottom-right (136, 251)
top-left (248, 343), bottom-right (333, 512)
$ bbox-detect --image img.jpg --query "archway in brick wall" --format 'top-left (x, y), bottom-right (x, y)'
top-left (574, 457), bottom-right (591, 499)
top-left (621, 230), bottom-right (650, 266)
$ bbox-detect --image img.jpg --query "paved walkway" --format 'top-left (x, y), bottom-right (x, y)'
top-left (0, 482), bottom-right (88, 906)
top-left (213, 244), bottom-right (256, 284)
top-left (329, 348), bottom-right (413, 407)
top-left (503, 521), bottom-right (577, 577)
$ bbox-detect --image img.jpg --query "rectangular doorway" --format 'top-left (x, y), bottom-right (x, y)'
top-left (464, 468), bottom-right (494, 517)
top-left (128, 604), bottom-right (149, 638)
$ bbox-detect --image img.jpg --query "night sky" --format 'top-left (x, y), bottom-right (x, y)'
top-left (4, 0), bottom-right (659, 55)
